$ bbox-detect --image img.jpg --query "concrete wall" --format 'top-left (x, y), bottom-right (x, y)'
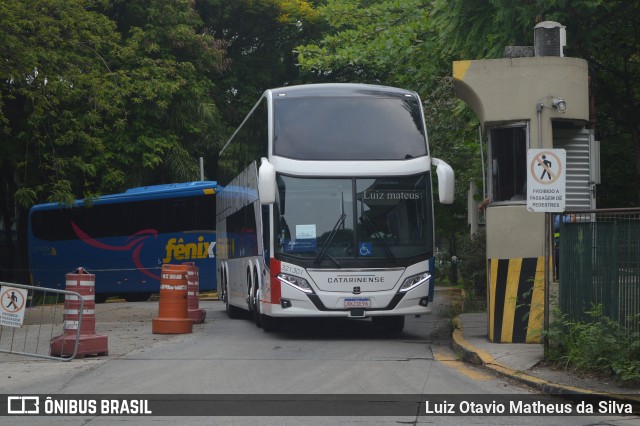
top-left (485, 206), bottom-right (545, 259)
top-left (453, 57), bottom-right (589, 150)
top-left (453, 56), bottom-right (589, 259)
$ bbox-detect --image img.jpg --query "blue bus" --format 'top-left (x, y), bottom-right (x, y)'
top-left (28, 181), bottom-right (217, 302)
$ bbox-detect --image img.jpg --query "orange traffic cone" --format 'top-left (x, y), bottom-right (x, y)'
top-left (152, 264), bottom-right (193, 334)
top-left (50, 267), bottom-right (108, 358)
top-left (183, 262), bottom-right (206, 324)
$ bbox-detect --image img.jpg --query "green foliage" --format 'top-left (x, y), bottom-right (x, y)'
top-left (1, 0), bottom-right (123, 204)
top-left (100, 0), bottom-right (228, 190)
top-left (546, 305), bottom-right (640, 384)
top-left (297, 0), bottom-right (439, 86)
top-left (1, 0), bottom-right (228, 210)
top-left (457, 229), bottom-right (487, 297)
top-left (198, 0), bottom-right (323, 127)
top-left (0, 0), bottom-right (327, 281)
top-left (14, 188), bottom-right (37, 210)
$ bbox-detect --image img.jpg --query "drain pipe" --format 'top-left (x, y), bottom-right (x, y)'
top-left (478, 125), bottom-right (486, 198)
top-left (536, 102), bottom-right (544, 148)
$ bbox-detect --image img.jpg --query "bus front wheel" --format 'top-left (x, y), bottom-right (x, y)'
top-left (260, 314), bottom-right (281, 333)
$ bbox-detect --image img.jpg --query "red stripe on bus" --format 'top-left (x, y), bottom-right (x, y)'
top-left (269, 258), bottom-right (281, 304)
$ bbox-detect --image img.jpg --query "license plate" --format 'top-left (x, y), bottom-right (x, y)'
top-left (344, 298), bottom-right (370, 308)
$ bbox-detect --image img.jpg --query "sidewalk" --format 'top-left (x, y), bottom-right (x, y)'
top-left (452, 313), bottom-right (640, 405)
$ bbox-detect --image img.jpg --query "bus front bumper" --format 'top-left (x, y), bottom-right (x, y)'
top-left (263, 280), bottom-right (431, 318)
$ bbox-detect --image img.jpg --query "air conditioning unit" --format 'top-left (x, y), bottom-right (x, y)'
top-left (534, 21), bottom-right (566, 57)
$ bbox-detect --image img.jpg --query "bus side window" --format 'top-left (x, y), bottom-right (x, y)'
top-left (169, 200), bottom-right (188, 232)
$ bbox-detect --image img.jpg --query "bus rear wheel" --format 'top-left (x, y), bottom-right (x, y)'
top-left (252, 269), bottom-right (261, 327)
top-left (225, 281), bottom-right (242, 319)
top-left (123, 292), bottom-right (151, 302)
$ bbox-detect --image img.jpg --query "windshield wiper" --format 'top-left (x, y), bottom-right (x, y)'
top-left (314, 212), bottom-right (346, 265)
top-left (314, 193), bottom-right (346, 266)
top-left (359, 215), bottom-right (396, 262)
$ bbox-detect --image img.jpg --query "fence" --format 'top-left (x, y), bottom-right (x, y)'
top-left (559, 208), bottom-right (640, 335)
top-left (0, 282), bottom-right (83, 361)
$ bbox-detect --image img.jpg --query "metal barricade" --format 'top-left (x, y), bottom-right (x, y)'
top-left (0, 282), bottom-right (83, 361)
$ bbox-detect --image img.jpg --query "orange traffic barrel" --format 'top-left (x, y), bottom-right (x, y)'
top-left (152, 264), bottom-right (193, 334)
top-left (50, 267), bottom-right (109, 358)
top-left (183, 262), bottom-right (206, 324)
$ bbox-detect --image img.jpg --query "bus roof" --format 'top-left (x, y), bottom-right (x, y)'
top-left (30, 181), bottom-right (218, 212)
top-left (123, 181), bottom-right (217, 195)
top-left (268, 83), bottom-right (418, 99)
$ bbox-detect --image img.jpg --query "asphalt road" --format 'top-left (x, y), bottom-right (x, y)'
top-left (0, 288), bottom-right (635, 425)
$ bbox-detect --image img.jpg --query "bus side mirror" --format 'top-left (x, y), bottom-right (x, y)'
top-left (258, 157), bottom-right (276, 205)
top-left (431, 157), bottom-right (455, 204)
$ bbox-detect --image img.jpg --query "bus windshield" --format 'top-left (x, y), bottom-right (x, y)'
top-left (274, 174), bottom-right (433, 266)
top-left (273, 95), bottom-right (427, 160)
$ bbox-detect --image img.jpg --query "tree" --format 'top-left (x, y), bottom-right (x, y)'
top-left (1, 0), bottom-right (125, 281)
top-left (197, 0), bottom-right (323, 130)
top-left (552, 1), bottom-right (640, 206)
top-left (100, 0), bottom-right (228, 188)
top-left (0, 0), bottom-right (228, 281)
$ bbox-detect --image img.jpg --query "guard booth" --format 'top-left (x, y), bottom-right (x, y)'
top-left (453, 22), bottom-right (599, 343)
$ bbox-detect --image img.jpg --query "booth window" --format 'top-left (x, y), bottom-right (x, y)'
top-left (489, 125), bottom-right (527, 203)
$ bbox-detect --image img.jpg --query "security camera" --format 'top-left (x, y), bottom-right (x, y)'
top-left (552, 98), bottom-right (567, 113)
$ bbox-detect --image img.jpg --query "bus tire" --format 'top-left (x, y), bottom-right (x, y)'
top-left (260, 314), bottom-right (280, 333)
top-left (253, 292), bottom-right (262, 328)
top-left (95, 294), bottom-right (108, 304)
top-left (123, 292), bottom-right (151, 302)
top-left (225, 281), bottom-right (242, 319)
top-left (252, 270), bottom-right (261, 327)
top-left (246, 268), bottom-right (253, 314)
top-left (373, 315), bottom-right (405, 333)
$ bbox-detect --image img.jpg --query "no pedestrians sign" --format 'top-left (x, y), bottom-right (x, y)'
top-left (527, 149), bottom-right (566, 213)
top-left (1, 286), bottom-right (28, 327)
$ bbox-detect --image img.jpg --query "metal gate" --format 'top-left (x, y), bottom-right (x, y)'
top-left (0, 282), bottom-right (83, 361)
top-left (559, 209), bottom-right (640, 334)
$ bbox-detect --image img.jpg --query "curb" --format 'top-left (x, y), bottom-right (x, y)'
top-left (451, 318), bottom-right (640, 407)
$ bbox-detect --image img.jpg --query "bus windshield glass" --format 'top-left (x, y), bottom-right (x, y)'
top-left (274, 174), bottom-right (433, 265)
top-left (273, 95), bottom-right (427, 160)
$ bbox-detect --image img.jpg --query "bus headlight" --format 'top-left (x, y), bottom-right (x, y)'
top-left (399, 272), bottom-right (430, 293)
top-left (277, 272), bottom-right (314, 294)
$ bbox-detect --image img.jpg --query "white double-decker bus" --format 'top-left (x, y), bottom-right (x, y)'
top-left (216, 83), bottom-right (454, 332)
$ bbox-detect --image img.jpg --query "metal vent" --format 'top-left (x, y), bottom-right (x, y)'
top-left (534, 21), bottom-right (566, 57)
top-left (553, 129), bottom-right (595, 210)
